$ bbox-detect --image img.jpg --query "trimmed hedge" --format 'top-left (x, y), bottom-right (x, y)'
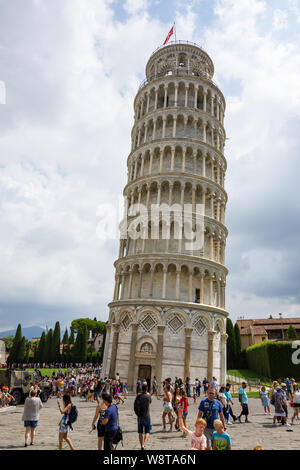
top-left (246, 340), bottom-right (300, 379)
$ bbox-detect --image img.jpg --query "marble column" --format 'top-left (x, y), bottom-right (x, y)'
top-left (207, 330), bottom-right (215, 381)
top-left (127, 322), bottom-right (139, 391)
top-left (108, 323), bottom-right (120, 378)
top-left (184, 328), bottom-right (193, 379)
top-left (102, 323), bottom-right (111, 376)
top-left (155, 325), bottom-right (165, 393)
top-left (220, 333), bottom-right (228, 386)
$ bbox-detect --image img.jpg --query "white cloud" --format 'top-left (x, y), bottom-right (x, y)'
top-left (273, 8), bottom-right (289, 30)
top-left (124, 0), bottom-right (148, 14)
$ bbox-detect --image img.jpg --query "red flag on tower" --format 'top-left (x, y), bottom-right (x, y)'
top-left (163, 25), bottom-right (174, 45)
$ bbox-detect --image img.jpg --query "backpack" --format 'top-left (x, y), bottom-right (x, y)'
top-left (67, 405), bottom-right (78, 429)
top-left (134, 394), bottom-right (143, 417)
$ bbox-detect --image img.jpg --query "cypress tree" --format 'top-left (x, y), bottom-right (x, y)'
top-left (38, 332), bottom-right (46, 363)
top-left (53, 321), bottom-right (61, 362)
top-left (234, 322), bottom-right (242, 367)
top-left (72, 330), bottom-right (82, 363)
top-left (69, 328), bottom-right (75, 346)
top-left (226, 318), bottom-right (236, 369)
top-left (68, 328), bottom-right (75, 364)
top-left (62, 328), bottom-right (68, 362)
top-left (9, 323), bottom-right (22, 363)
top-left (18, 336), bottom-right (26, 363)
top-left (46, 329), bottom-right (53, 363)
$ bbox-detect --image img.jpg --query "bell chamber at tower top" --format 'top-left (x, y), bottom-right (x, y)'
top-left (145, 41), bottom-right (215, 84)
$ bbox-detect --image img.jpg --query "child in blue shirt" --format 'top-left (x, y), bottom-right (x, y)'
top-left (212, 419), bottom-right (232, 450)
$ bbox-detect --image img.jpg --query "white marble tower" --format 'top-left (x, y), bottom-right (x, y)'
top-left (103, 41), bottom-right (229, 391)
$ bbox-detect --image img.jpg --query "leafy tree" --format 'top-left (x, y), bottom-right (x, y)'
top-left (99, 323), bottom-right (107, 362)
top-left (1, 335), bottom-right (14, 352)
top-left (71, 318), bottom-right (105, 338)
top-left (287, 325), bottom-right (297, 340)
top-left (234, 322), bottom-right (242, 367)
top-left (226, 318), bottom-right (236, 369)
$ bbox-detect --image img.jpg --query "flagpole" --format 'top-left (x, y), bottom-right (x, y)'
top-left (174, 22), bottom-right (176, 42)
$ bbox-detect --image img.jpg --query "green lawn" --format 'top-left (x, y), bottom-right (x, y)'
top-left (227, 369), bottom-right (273, 386)
top-left (26, 368), bottom-right (69, 377)
top-left (231, 391), bottom-right (261, 398)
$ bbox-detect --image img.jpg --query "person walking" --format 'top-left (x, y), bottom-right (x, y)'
top-left (57, 394), bottom-right (75, 450)
top-left (202, 377), bottom-right (209, 395)
top-left (237, 382), bottom-right (249, 423)
top-left (185, 377), bottom-right (191, 397)
top-left (134, 383), bottom-right (152, 450)
top-left (172, 386), bottom-right (181, 430)
top-left (162, 384), bottom-right (174, 432)
top-left (224, 384), bottom-right (236, 423)
top-left (291, 385), bottom-right (300, 424)
top-left (22, 389), bottom-right (43, 447)
top-left (151, 376), bottom-right (160, 400)
top-left (272, 385), bottom-right (290, 427)
top-left (91, 395), bottom-right (107, 450)
top-left (101, 393), bottom-right (119, 450)
top-left (260, 386), bottom-right (271, 415)
top-left (197, 388), bottom-right (226, 450)
top-left (195, 378), bottom-right (201, 397)
top-left (136, 378), bottom-right (142, 395)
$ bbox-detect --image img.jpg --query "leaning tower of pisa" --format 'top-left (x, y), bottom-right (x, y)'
top-left (102, 41), bottom-right (229, 391)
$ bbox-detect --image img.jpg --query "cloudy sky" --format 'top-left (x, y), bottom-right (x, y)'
top-left (1, 0), bottom-right (300, 332)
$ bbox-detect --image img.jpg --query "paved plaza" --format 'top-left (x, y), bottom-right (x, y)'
top-left (0, 395), bottom-right (300, 451)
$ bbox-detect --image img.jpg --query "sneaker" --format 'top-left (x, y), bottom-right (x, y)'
top-left (285, 423), bottom-right (291, 427)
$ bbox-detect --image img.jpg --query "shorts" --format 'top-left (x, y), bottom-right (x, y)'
top-left (163, 405), bottom-right (173, 414)
top-left (59, 421), bottom-right (71, 434)
top-left (274, 411), bottom-right (286, 417)
top-left (241, 403), bottom-right (249, 415)
top-left (293, 403), bottom-right (300, 408)
top-left (138, 418), bottom-right (151, 434)
top-left (182, 411), bottom-right (188, 419)
top-left (97, 420), bottom-right (105, 437)
top-left (204, 427), bottom-right (214, 447)
top-left (24, 420), bottom-right (38, 428)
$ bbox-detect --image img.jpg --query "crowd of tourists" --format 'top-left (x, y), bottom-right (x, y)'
top-left (4, 367), bottom-right (300, 451)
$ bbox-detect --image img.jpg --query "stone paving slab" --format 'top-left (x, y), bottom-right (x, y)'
top-left (0, 395), bottom-right (299, 450)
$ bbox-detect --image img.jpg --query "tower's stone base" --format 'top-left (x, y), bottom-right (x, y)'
top-left (102, 300), bottom-right (228, 391)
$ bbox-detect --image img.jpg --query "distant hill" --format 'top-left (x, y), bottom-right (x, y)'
top-left (0, 326), bottom-right (46, 340)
